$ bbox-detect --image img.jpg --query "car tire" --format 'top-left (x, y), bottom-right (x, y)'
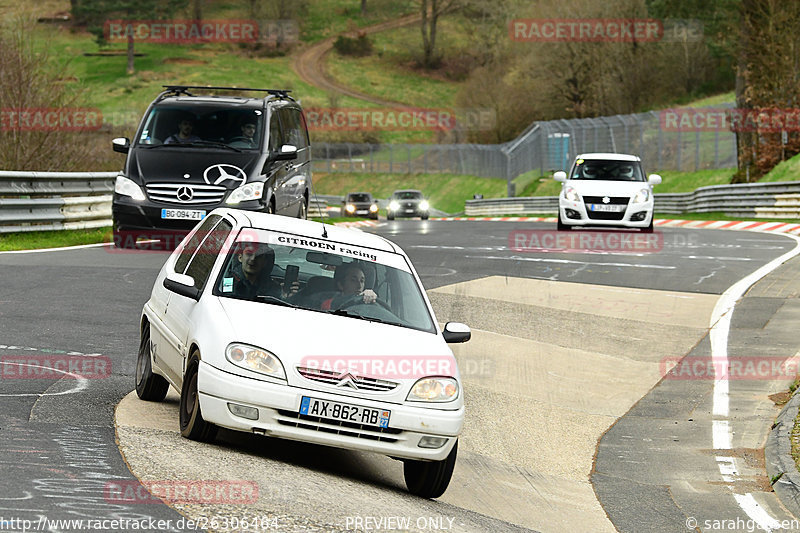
top-left (403, 440), bottom-right (458, 499)
top-left (642, 219), bottom-right (654, 233)
top-left (421, 214), bottom-right (429, 220)
top-left (387, 214), bottom-right (395, 221)
top-left (298, 199), bottom-right (307, 220)
top-left (557, 213), bottom-right (569, 231)
top-left (179, 357), bottom-right (218, 442)
top-left (266, 200), bottom-right (276, 215)
top-left (135, 324), bottom-right (169, 401)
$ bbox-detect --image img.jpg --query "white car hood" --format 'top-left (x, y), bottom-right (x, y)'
top-left (216, 297), bottom-right (455, 371)
top-left (567, 180), bottom-right (650, 197)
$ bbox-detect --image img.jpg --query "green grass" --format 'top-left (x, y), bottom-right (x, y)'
top-left (313, 172), bottom-right (507, 214)
top-left (757, 152), bottom-right (800, 183)
top-left (0, 227), bottom-right (112, 251)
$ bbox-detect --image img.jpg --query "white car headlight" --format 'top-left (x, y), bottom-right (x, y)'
top-left (564, 186), bottom-right (580, 203)
top-left (226, 182), bottom-right (264, 204)
top-left (389, 201), bottom-right (400, 211)
top-left (226, 343), bottom-right (285, 380)
top-left (634, 188), bottom-right (650, 203)
top-left (419, 200), bottom-right (430, 211)
top-left (114, 176), bottom-right (145, 201)
top-left (369, 204), bottom-right (378, 213)
top-left (406, 377), bottom-right (459, 402)
top-left (344, 203), bottom-right (356, 213)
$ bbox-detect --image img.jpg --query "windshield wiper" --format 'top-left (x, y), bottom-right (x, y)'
top-left (143, 141), bottom-right (242, 152)
top-left (328, 309), bottom-right (381, 323)
top-left (255, 295), bottom-right (298, 308)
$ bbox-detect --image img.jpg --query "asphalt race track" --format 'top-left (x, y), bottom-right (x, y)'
top-left (2, 220), bottom-right (800, 532)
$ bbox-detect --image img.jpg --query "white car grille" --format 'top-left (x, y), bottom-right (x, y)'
top-left (277, 410), bottom-right (402, 443)
top-left (146, 183), bottom-right (227, 205)
top-left (297, 366), bottom-right (398, 392)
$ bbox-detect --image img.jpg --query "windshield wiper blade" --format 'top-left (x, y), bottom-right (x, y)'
top-left (186, 141), bottom-right (243, 152)
top-left (328, 309), bottom-right (380, 322)
top-left (255, 295), bottom-right (298, 308)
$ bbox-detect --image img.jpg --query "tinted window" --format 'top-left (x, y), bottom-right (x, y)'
top-left (277, 107), bottom-right (308, 149)
top-left (394, 191), bottom-right (423, 200)
top-left (174, 215), bottom-right (221, 274)
top-left (184, 219), bottom-right (233, 290)
top-left (570, 160), bottom-right (644, 181)
top-left (137, 104), bottom-right (264, 148)
top-left (348, 193), bottom-right (372, 202)
top-left (268, 112), bottom-right (281, 152)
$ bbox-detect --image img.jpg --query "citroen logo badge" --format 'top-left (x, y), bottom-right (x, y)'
top-left (177, 186), bottom-right (194, 202)
top-left (336, 373), bottom-right (359, 390)
top-left (203, 164), bottom-right (247, 186)
top-left (602, 196), bottom-right (611, 204)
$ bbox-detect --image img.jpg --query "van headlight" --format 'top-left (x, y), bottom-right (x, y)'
top-left (564, 186), bottom-right (580, 202)
top-left (407, 377), bottom-right (459, 402)
top-left (389, 201), bottom-right (400, 211)
top-left (419, 200), bottom-right (430, 211)
top-left (226, 182), bottom-right (264, 204)
top-left (115, 176), bottom-right (145, 201)
top-left (634, 188), bottom-right (650, 203)
top-left (226, 343), bottom-right (285, 380)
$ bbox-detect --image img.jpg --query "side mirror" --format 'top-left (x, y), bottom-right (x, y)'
top-left (112, 137), bottom-right (130, 154)
top-left (273, 144), bottom-right (298, 161)
top-left (648, 174), bottom-right (662, 185)
top-left (442, 322), bottom-right (471, 344)
top-left (163, 272), bottom-right (200, 301)
top-left (553, 171), bottom-right (567, 182)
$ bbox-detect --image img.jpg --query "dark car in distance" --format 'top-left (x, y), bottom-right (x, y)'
top-left (387, 190), bottom-right (430, 220)
top-left (342, 192), bottom-right (379, 219)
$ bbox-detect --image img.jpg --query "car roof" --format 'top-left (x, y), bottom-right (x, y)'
top-left (215, 208), bottom-right (399, 253)
top-left (576, 153), bottom-right (641, 162)
top-left (392, 189), bottom-right (423, 194)
top-left (346, 191), bottom-right (372, 196)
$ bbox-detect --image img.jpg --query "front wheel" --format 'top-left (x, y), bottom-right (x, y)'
top-left (403, 440), bottom-right (458, 498)
top-left (179, 357), bottom-right (218, 442)
top-left (557, 213), bottom-right (569, 231)
top-left (298, 199), bottom-right (308, 220)
top-left (135, 324), bottom-right (169, 401)
top-left (642, 219), bottom-right (654, 233)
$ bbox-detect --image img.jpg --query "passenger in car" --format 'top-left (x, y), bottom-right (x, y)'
top-left (231, 243), bottom-right (282, 300)
top-left (319, 262), bottom-right (377, 310)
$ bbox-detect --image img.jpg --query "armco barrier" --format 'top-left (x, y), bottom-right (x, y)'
top-left (0, 171), bottom-right (116, 233)
top-left (465, 181), bottom-right (800, 219)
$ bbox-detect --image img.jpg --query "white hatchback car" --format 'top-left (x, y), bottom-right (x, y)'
top-left (135, 208), bottom-right (470, 498)
top-left (555, 153), bottom-right (661, 232)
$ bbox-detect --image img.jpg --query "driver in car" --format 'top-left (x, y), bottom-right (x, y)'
top-left (320, 263), bottom-right (377, 311)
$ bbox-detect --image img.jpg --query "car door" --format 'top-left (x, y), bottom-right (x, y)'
top-left (263, 109), bottom-right (289, 214)
top-left (161, 216), bottom-right (233, 387)
top-left (276, 107), bottom-right (310, 215)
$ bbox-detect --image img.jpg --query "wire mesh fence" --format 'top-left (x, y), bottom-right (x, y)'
top-left (312, 105), bottom-right (739, 195)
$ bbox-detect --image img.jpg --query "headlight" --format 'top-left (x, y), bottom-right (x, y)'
top-left (419, 200), bottom-right (430, 211)
top-left (407, 377), bottom-right (459, 402)
top-left (114, 176), bottom-right (145, 201)
top-left (389, 201), bottom-right (400, 211)
top-left (225, 343), bottom-right (285, 380)
top-left (369, 204), bottom-right (378, 212)
top-left (226, 182), bottom-right (263, 204)
top-left (634, 188), bottom-right (650, 203)
top-left (564, 186), bottom-right (580, 203)
top-left (345, 203), bottom-right (356, 213)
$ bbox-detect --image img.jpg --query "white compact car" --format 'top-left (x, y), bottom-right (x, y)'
top-left (135, 208), bottom-right (470, 498)
top-left (555, 153), bottom-right (661, 232)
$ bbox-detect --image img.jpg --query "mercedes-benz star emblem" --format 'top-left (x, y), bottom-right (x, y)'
top-left (203, 164), bottom-right (247, 186)
top-left (177, 186), bottom-right (194, 202)
top-left (602, 196), bottom-right (611, 204)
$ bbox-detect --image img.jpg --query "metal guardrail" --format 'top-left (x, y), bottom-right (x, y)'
top-left (465, 181), bottom-right (800, 219)
top-left (0, 171), bottom-right (116, 233)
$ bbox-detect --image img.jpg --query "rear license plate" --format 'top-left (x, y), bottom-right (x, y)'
top-left (300, 396), bottom-right (390, 428)
top-left (589, 204), bottom-right (625, 212)
top-left (161, 209), bottom-right (206, 220)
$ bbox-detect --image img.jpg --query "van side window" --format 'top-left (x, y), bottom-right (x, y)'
top-left (268, 113), bottom-right (282, 152)
top-left (277, 108), bottom-right (307, 149)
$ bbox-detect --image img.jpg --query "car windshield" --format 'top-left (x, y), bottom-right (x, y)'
top-left (570, 160), bottom-right (645, 181)
top-left (213, 229), bottom-right (436, 333)
top-left (348, 194), bottom-right (372, 202)
top-left (394, 191), bottom-right (423, 200)
top-left (136, 104), bottom-right (264, 149)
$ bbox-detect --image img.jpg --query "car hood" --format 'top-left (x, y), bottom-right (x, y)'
top-left (567, 180), bottom-right (651, 197)
top-left (216, 297), bottom-right (455, 373)
top-left (130, 149), bottom-right (261, 189)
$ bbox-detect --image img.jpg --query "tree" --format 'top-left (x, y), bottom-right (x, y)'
top-left (72, 0), bottom-right (187, 75)
top-left (417, 0), bottom-right (461, 68)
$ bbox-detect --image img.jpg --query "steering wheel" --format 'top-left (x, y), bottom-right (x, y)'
top-left (335, 293), bottom-right (393, 313)
top-left (229, 136), bottom-right (255, 146)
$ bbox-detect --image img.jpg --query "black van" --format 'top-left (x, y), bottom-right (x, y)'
top-left (112, 85), bottom-right (311, 247)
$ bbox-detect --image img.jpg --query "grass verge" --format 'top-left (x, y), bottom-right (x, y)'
top-left (0, 227), bottom-right (112, 251)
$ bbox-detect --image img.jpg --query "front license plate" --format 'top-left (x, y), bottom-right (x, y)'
top-left (589, 204), bottom-right (625, 212)
top-left (404, 209), bottom-right (415, 214)
top-left (161, 209), bottom-right (206, 220)
top-left (356, 210), bottom-right (368, 215)
top-left (300, 396), bottom-right (390, 428)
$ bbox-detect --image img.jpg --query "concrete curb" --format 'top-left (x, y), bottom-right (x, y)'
top-left (765, 390), bottom-right (800, 518)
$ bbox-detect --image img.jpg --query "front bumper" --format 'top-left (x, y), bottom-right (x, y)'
top-left (198, 361), bottom-right (463, 461)
top-left (558, 198), bottom-right (653, 228)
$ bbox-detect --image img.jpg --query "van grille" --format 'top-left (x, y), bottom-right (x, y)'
top-left (146, 183), bottom-right (227, 205)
